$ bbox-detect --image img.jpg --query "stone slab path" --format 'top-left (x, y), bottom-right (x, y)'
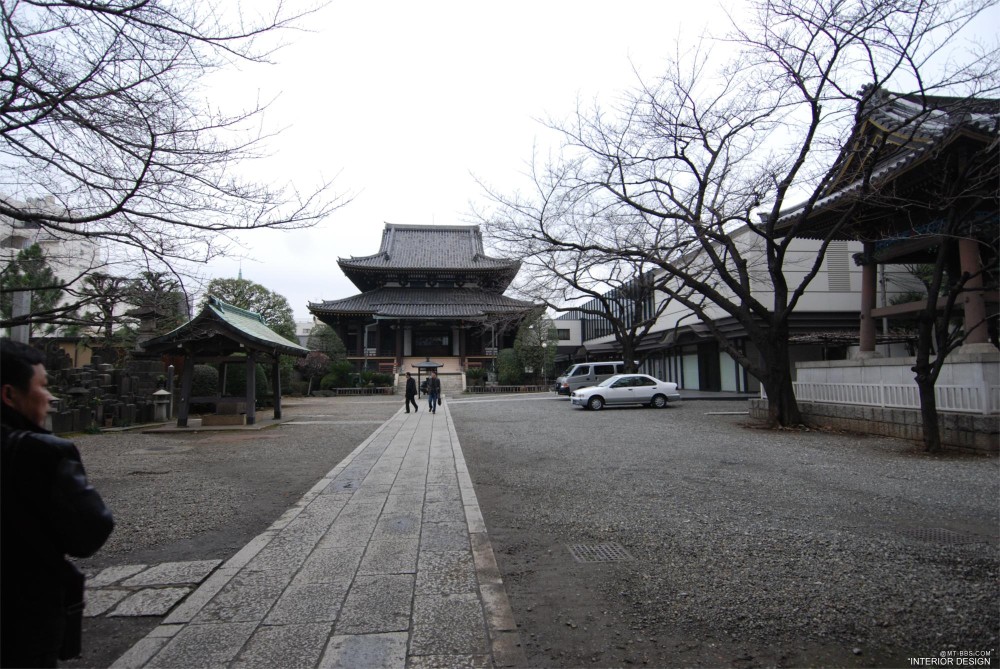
top-left (107, 402), bottom-right (523, 668)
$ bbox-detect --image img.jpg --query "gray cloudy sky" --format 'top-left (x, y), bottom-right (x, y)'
top-left (200, 0), bottom-right (739, 319)
top-left (201, 0), bottom-right (998, 321)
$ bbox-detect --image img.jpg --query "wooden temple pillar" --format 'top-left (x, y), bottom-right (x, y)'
top-left (959, 237), bottom-right (993, 350)
top-left (395, 322), bottom-right (403, 367)
top-left (245, 351), bottom-right (257, 425)
top-left (856, 242), bottom-right (881, 358)
top-left (177, 352), bottom-right (195, 427)
top-left (337, 322), bottom-right (349, 353)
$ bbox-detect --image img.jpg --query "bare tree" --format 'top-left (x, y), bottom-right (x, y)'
top-left (478, 0), bottom-right (998, 426)
top-left (0, 0), bottom-right (349, 328)
top-left (906, 141), bottom-right (999, 452)
top-left (480, 158), bottom-right (686, 374)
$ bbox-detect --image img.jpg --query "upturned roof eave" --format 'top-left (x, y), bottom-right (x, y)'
top-left (772, 124), bottom-right (997, 239)
top-left (142, 298), bottom-right (308, 357)
top-left (336, 260), bottom-right (520, 272)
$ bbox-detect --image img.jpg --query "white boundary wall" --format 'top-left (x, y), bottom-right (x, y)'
top-left (793, 351), bottom-right (999, 415)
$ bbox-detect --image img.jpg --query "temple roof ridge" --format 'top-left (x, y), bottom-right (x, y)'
top-left (336, 223), bottom-right (521, 292)
top-left (208, 295), bottom-right (265, 323)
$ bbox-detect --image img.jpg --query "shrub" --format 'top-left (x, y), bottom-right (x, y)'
top-left (191, 364), bottom-right (219, 396)
top-left (188, 365), bottom-right (219, 413)
top-left (286, 380), bottom-right (310, 396)
top-left (497, 348), bottom-right (523, 385)
top-left (323, 360), bottom-right (356, 388)
top-left (466, 367), bottom-right (485, 386)
top-left (371, 372), bottom-right (394, 388)
top-left (223, 361), bottom-right (270, 397)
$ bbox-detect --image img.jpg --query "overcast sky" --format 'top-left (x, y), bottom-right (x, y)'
top-left (201, 0), bottom-right (998, 322)
top-left (200, 0), bottom-right (742, 320)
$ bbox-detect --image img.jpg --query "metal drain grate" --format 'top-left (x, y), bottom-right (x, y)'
top-left (567, 543), bottom-right (633, 563)
top-left (897, 527), bottom-right (987, 545)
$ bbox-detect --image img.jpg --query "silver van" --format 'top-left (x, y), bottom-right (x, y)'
top-left (553, 361), bottom-right (629, 396)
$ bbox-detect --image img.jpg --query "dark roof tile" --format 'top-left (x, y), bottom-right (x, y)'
top-left (309, 288), bottom-right (536, 320)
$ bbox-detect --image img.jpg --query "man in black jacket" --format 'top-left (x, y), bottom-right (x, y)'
top-left (404, 372), bottom-right (418, 413)
top-left (1, 338), bottom-right (114, 668)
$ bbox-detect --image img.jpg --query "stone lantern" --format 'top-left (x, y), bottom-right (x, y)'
top-left (152, 389), bottom-right (172, 422)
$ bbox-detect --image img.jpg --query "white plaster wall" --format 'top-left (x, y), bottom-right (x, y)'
top-left (797, 352), bottom-right (999, 388)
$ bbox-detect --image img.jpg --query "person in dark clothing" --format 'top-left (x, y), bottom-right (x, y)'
top-left (427, 370), bottom-right (441, 414)
top-left (1, 338), bottom-right (114, 668)
top-left (404, 372), bottom-right (418, 413)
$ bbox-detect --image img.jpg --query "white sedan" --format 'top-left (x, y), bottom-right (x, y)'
top-left (570, 374), bottom-right (681, 410)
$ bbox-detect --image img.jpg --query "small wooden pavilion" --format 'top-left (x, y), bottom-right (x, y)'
top-left (773, 86), bottom-right (999, 352)
top-left (142, 296), bottom-right (309, 426)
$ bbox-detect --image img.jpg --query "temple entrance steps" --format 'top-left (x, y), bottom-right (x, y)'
top-left (437, 373), bottom-right (465, 395)
top-left (394, 371), bottom-right (466, 395)
top-left (399, 356), bottom-right (464, 375)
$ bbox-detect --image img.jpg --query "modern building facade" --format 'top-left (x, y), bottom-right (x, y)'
top-left (308, 224), bottom-right (538, 376)
top-left (556, 231), bottom-right (923, 392)
top-left (1, 196), bottom-right (102, 340)
top-left (551, 87), bottom-right (997, 448)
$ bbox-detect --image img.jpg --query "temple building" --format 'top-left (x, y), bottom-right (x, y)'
top-left (308, 224), bottom-right (538, 378)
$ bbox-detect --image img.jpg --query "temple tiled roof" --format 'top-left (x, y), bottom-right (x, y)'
top-left (774, 86), bottom-right (999, 238)
top-left (143, 296), bottom-right (308, 357)
top-left (309, 288), bottom-right (536, 320)
top-left (338, 224), bottom-right (520, 292)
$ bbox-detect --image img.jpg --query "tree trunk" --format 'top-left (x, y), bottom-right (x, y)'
top-left (306, 376), bottom-right (313, 396)
top-left (917, 380), bottom-right (942, 453)
top-left (761, 371), bottom-right (802, 427)
top-left (758, 340), bottom-right (802, 427)
top-left (620, 338), bottom-right (638, 373)
top-left (913, 363), bottom-right (942, 453)
top-left (912, 298), bottom-right (943, 453)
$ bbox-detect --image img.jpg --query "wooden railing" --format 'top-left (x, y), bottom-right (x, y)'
top-left (466, 385), bottom-right (549, 394)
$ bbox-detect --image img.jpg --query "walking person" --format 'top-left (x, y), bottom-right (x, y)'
top-left (1, 338), bottom-right (115, 668)
top-left (427, 370), bottom-right (441, 414)
top-left (404, 372), bottom-right (419, 413)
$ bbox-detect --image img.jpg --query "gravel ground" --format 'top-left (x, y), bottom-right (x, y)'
top-left (450, 393), bottom-right (999, 668)
top-left (59, 393), bottom-right (998, 669)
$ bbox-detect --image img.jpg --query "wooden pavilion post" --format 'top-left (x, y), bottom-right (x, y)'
top-left (245, 351), bottom-right (257, 425)
top-left (177, 352), bottom-right (195, 427)
top-left (271, 355), bottom-right (282, 420)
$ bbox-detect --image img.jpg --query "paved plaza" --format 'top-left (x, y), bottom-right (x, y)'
top-left (105, 402), bottom-right (523, 668)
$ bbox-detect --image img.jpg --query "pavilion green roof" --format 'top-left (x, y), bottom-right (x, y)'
top-left (142, 296), bottom-right (308, 357)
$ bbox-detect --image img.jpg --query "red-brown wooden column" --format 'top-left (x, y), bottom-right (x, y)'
top-left (959, 237), bottom-right (991, 348)
top-left (858, 243), bottom-right (880, 358)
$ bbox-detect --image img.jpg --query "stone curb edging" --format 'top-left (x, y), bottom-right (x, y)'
top-left (444, 408), bottom-right (526, 668)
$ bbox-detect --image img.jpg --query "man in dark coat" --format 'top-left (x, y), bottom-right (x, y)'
top-left (1, 338), bottom-right (114, 667)
top-left (404, 372), bottom-right (418, 413)
top-left (427, 370), bottom-right (441, 414)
